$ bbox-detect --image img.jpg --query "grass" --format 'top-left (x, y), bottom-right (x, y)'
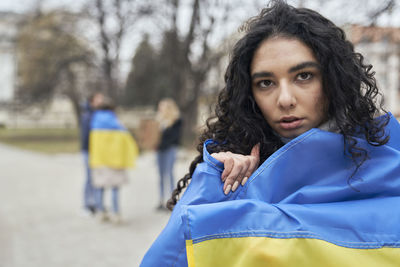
top-left (0, 128), bottom-right (80, 154)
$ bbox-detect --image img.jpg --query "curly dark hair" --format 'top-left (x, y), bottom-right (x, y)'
top-left (167, 0), bottom-right (389, 210)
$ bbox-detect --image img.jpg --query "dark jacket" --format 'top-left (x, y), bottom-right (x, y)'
top-left (80, 102), bottom-right (93, 152)
top-left (157, 118), bottom-right (183, 151)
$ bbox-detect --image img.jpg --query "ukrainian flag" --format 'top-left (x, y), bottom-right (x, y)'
top-left (89, 110), bottom-right (138, 169)
top-left (140, 113), bottom-right (400, 266)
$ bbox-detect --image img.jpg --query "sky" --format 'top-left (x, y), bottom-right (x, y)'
top-left (0, 0), bottom-right (261, 77)
top-left (0, 0), bottom-right (84, 13)
top-left (2, 0), bottom-right (400, 77)
top-left (2, 0), bottom-right (400, 25)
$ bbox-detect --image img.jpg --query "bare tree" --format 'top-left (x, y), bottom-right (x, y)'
top-left (294, 0), bottom-right (397, 26)
top-left (16, 10), bottom-right (95, 124)
top-left (157, 0), bottom-right (251, 143)
top-left (368, 0), bottom-right (396, 26)
top-left (83, 0), bottom-right (153, 100)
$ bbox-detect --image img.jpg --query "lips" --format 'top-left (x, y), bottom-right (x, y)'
top-left (279, 116), bottom-right (303, 130)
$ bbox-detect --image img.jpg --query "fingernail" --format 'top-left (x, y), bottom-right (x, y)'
top-left (224, 184), bottom-right (232, 195)
top-left (232, 181), bottom-right (239, 192)
top-left (241, 177), bottom-right (248, 186)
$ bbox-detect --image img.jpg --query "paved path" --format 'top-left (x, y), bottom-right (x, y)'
top-left (0, 144), bottom-right (196, 267)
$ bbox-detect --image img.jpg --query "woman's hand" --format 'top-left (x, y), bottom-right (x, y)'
top-left (211, 143), bottom-right (260, 195)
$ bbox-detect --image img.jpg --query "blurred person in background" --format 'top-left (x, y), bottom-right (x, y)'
top-left (80, 92), bottom-right (104, 216)
top-left (155, 98), bottom-right (183, 210)
top-left (89, 97), bottom-right (139, 223)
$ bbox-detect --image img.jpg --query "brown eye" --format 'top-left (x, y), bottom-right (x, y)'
top-left (297, 72), bottom-right (313, 81)
top-left (258, 80), bottom-right (273, 88)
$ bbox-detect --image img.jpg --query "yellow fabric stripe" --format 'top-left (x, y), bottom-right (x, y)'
top-left (189, 236), bottom-right (399, 267)
top-left (186, 240), bottom-right (195, 267)
top-left (89, 130), bottom-right (139, 169)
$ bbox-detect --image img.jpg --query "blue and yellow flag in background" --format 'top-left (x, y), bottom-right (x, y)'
top-left (141, 113), bottom-right (400, 266)
top-left (89, 110), bottom-right (138, 169)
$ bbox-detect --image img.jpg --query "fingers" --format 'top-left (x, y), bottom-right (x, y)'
top-left (211, 146), bottom-right (261, 195)
top-left (250, 143), bottom-right (260, 159)
top-left (233, 154), bottom-right (250, 185)
top-left (244, 154), bottom-right (257, 179)
top-left (211, 152), bottom-right (232, 182)
top-left (242, 156), bottom-right (260, 181)
top-left (221, 152), bottom-right (234, 182)
top-left (212, 152), bottom-right (242, 184)
top-left (223, 157), bottom-right (244, 192)
top-left (223, 154), bottom-right (250, 194)
top-left (212, 152), bottom-right (247, 194)
top-left (244, 144), bottom-right (260, 181)
top-left (211, 152), bottom-right (226, 163)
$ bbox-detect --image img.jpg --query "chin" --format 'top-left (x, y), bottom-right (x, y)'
top-left (280, 129), bottom-right (306, 139)
top-left (282, 134), bottom-right (299, 139)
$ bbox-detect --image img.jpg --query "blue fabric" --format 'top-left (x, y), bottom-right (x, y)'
top-left (90, 110), bottom-right (124, 130)
top-left (95, 187), bottom-right (119, 213)
top-left (95, 187), bottom-right (105, 212)
top-left (140, 113), bottom-right (400, 266)
top-left (82, 151), bottom-right (97, 210)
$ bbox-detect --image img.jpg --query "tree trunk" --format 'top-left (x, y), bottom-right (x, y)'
top-left (65, 67), bottom-right (82, 127)
top-left (181, 72), bottom-right (205, 147)
top-left (181, 99), bottom-right (199, 147)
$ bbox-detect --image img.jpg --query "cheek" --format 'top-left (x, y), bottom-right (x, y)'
top-left (256, 98), bottom-right (274, 122)
top-left (313, 93), bottom-right (328, 121)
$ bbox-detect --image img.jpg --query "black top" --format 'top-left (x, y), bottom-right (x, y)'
top-left (157, 118), bottom-right (183, 151)
top-left (80, 102), bottom-right (93, 152)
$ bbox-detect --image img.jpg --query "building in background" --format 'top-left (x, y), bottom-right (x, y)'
top-left (348, 24), bottom-right (400, 116)
top-left (0, 12), bottom-right (79, 128)
top-left (0, 11), bottom-right (19, 104)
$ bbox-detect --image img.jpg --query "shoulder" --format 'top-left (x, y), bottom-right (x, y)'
top-left (91, 110), bottom-right (122, 129)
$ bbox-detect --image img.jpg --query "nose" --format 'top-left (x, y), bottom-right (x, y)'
top-left (277, 82), bottom-right (296, 109)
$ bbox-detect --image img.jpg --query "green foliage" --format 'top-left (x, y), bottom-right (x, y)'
top-left (124, 34), bottom-right (159, 106)
top-left (0, 128), bottom-right (79, 154)
top-left (124, 31), bottom-right (183, 107)
top-left (157, 30), bottom-right (185, 102)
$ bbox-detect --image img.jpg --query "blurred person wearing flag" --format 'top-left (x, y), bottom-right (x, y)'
top-left (89, 97), bottom-right (139, 223)
top-left (140, 1), bottom-right (400, 266)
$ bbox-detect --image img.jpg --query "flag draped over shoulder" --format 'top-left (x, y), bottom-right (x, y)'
top-left (89, 110), bottom-right (139, 169)
top-left (140, 113), bottom-right (400, 267)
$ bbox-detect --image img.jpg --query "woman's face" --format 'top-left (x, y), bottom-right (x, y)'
top-left (91, 93), bottom-right (104, 109)
top-left (250, 36), bottom-right (327, 139)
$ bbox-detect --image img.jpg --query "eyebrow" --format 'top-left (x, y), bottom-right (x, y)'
top-left (251, 61), bottom-right (320, 80)
top-left (288, 61), bottom-right (320, 73)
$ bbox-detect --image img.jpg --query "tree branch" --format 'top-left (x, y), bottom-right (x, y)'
top-left (368, 0), bottom-right (395, 26)
top-left (183, 0), bottom-right (200, 59)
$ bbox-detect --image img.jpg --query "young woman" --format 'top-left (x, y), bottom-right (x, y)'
top-left (141, 1), bottom-right (400, 266)
top-left (156, 98), bottom-right (183, 210)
